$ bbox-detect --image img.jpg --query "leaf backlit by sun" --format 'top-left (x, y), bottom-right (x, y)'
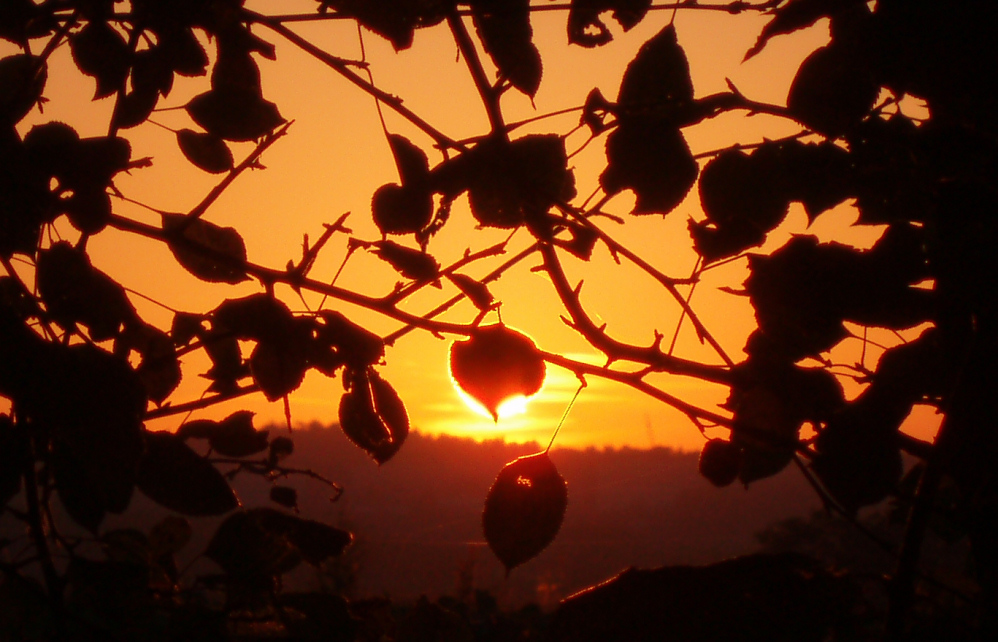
top-left (456, 387), bottom-right (530, 421)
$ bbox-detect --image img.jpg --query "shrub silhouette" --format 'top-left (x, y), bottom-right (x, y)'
top-left (1, 1), bottom-right (997, 640)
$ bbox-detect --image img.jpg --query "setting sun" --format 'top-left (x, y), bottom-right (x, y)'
top-left (455, 387), bottom-right (533, 422)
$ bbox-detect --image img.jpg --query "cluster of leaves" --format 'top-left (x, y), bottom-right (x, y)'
top-left (3, 0), bottom-right (998, 639)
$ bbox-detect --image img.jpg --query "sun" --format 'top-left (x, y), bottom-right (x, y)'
top-left (455, 387), bottom-right (531, 421)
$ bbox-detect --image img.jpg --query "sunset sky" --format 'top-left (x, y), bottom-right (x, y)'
top-left (5, 1), bottom-right (940, 451)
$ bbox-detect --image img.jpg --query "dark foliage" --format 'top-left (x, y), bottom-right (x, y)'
top-left (2, 0), bottom-right (997, 640)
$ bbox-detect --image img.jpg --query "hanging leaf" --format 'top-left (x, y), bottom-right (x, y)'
top-left (162, 212), bottom-right (250, 284)
top-left (698, 439), bottom-right (742, 488)
top-left (581, 87), bottom-right (613, 135)
top-left (136, 431), bottom-right (239, 516)
top-left (177, 410), bottom-right (269, 458)
top-left (447, 273), bottom-right (494, 311)
top-left (601, 25), bottom-right (698, 215)
top-left (483, 452), bottom-right (567, 572)
top-left (465, 135), bottom-right (576, 229)
top-left (616, 24), bottom-right (694, 121)
top-left (449, 324), bottom-right (545, 421)
top-left (118, 321), bottom-right (182, 404)
top-left (111, 85), bottom-right (159, 130)
top-left (0, 54), bottom-right (46, 124)
top-left (372, 183), bottom-right (434, 236)
top-left (33, 343), bottom-right (146, 519)
top-left (787, 42), bottom-right (878, 137)
top-left (186, 88), bottom-right (284, 142)
top-left (338, 369), bottom-right (408, 464)
top-left (36, 242), bottom-right (136, 341)
top-left (270, 486), bottom-right (298, 509)
top-left (472, 0), bottom-right (542, 97)
top-left (371, 240), bottom-right (440, 281)
top-left (176, 129), bottom-right (233, 174)
top-left (568, 0), bottom-right (652, 47)
top-left (601, 122), bottom-right (697, 216)
top-left (387, 134), bottom-right (430, 185)
top-left (250, 338), bottom-right (309, 401)
top-left (316, 311), bottom-right (385, 368)
top-left (285, 518), bottom-right (353, 565)
top-left (205, 509), bottom-right (301, 580)
top-left (69, 20), bottom-right (131, 99)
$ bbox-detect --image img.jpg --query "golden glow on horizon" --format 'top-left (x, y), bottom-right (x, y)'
top-left (455, 387), bottom-right (533, 422)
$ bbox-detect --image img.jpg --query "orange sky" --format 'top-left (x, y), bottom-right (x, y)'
top-left (4, 2), bottom-right (941, 451)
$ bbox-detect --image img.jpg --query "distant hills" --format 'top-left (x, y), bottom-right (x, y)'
top-left (253, 425), bottom-right (823, 608)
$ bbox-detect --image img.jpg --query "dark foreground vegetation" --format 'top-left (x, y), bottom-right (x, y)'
top-left (3, 0), bottom-right (998, 639)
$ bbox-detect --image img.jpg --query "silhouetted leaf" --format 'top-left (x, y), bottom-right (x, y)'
top-left (186, 88), bottom-right (284, 142)
top-left (270, 485), bottom-right (298, 509)
top-left (118, 321), bottom-right (182, 404)
top-left (448, 273), bottom-right (494, 311)
top-left (170, 311), bottom-right (203, 346)
top-left (136, 431), bottom-right (239, 516)
top-left (372, 182), bottom-right (434, 236)
top-left (466, 135), bottom-right (576, 229)
top-left (698, 439), bottom-right (742, 487)
top-left (64, 187), bottom-right (112, 235)
top-left (787, 42), bottom-right (878, 137)
top-left (285, 518), bottom-right (352, 565)
top-left (339, 369), bottom-right (408, 463)
top-left (269, 436), bottom-right (294, 464)
top-left (316, 310), bottom-right (385, 368)
top-left (178, 410), bottom-right (269, 457)
top-left (581, 87), bottom-right (613, 134)
top-left (693, 147), bottom-right (788, 262)
top-left (214, 293), bottom-right (296, 342)
top-left (601, 25), bottom-right (698, 215)
top-left (251, 338), bottom-right (309, 401)
top-left (371, 240), bottom-right (440, 281)
top-left (388, 133), bottom-right (430, 186)
top-left (450, 324), bottom-right (545, 421)
top-left (111, 85), bottom-right (158, 130)
top-left (552, 554), bottom-right (854, 642)
top-left (568, 0), bottom-right (652, 47)
top-left (616, 24), bottom-right (694, 121)
top-left (69, 20), bottom-right (131, 99)
top-left (36, 242), bottom-right (136, 341)
top-left (483, 452), bottom-right (567, 572)
top-left (602, 121), bottom-right (697, 215)
top-left (162, 212), bottom-right (250, 284)
top-left (207, 508), bottom-right (350, 580)
top-left (161, 28), bottom-right (209, 77)
top-left (0, 0), bottom-right (51, 45)
top-left (131, 47), bottom-right (175, 98)
top-left (473, 0), bottom-right (542, 97)
top-left (0, 54), bottom-right (46, 124)
top-left (205, 509), bottom-right (300, 580)
top-left (34, 344), bottom-right (146, 516)
top-left (201, 331), bottom-right (247, 394)
top-left (177, 129), bottom-right (233, 174)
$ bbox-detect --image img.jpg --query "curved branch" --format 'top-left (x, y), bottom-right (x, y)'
top-left (540, 350), bottom-right (733, 428)
top-left (539, 242), bottom-right (732, 384)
